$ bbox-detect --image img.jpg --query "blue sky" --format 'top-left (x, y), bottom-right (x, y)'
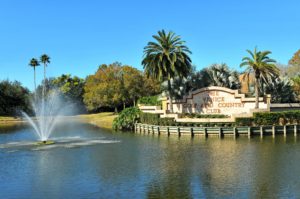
top-left (0, 0), bottom-right (299, 90)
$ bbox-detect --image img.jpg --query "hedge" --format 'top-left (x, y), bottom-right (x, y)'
top-left (140, 112), bottom-right (233, 127)
top-left (235, 111), bottom-right (300, 126)
top-left (114, 110), bottom-right (300, 131)
top-left (140, 111), bottom-right (300, 127)
top-left (140, 112), bottom-right (176, 126)
top-left (138, 96), bottom-right (161, 106)
top-left (180, 113), bottom-right (229, 119)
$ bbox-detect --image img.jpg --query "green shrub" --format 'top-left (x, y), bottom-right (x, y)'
top-left (235, 111), bottom-right (300, 126)
top-left (140, 112), bottom-right (177, 126)
top-left (139, 110), bottom-right (300, 128)
top-left (113, 107), bottom-right (141, 130)
top-left (180, 113), bottom-right (229, 119)
top-left (138, 96), bottom-right (161, 106)
top-left (235, 117), bottom-right (254, 126)
top-left (140, 112), bottom-right (160, 125)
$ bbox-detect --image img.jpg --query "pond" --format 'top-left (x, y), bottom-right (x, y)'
top-left (0, 122), bottom-right (300, 199)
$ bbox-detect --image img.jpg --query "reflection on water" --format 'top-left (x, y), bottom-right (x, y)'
top-left (0, 123), bottom-right (300, 198)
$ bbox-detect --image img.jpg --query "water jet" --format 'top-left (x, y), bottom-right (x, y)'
top-left (22, 90), bottom-right (65, 141)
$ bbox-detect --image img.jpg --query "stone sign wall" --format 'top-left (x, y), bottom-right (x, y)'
top-left (167, 86), bottom-right (270, 117)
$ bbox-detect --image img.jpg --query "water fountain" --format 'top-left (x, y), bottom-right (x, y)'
top-left (22, 90), bottom-right (64, 144)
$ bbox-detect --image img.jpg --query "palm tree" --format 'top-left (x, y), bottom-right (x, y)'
top-left (240, 48), bottom-right (279, 108)
top-left (29, 58), bottom-right (40, 93)
top-left (205, 63), bottom-right (240, 89)
top-left (142, 30), bottom-right (192, 112)
top-left (40, 54), bottom-right (50, 96)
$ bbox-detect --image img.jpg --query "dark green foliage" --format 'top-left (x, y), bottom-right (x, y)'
top-left (140, 111), bottom-right (300, 127)
top-left (140, 112), bottom-right (161, 125)
top-left (264, 77), bottom-right (297, 103)
top-left (186, 64), bottom-right (241, 92)
top-left (160, 77), bottom-right (190, 99)
top-left (140, 112), bottom-right (233, 127)
top-left (140, 112), bottom-right (176, 126)
top-left (158, 118), bottom-right (176, 126)
top-left (113, 107), bottom-right (141, 130)
top-left (180, 113), bottom-right (229, 119)
top-left (235, 117), bottom-right (254, 126)
top-left (52, 74), bottom-right (86, 113)
top-left (36, 75), bottom-right (86, 114)
top-left (138, 96), bottom-right (161, 106)
top-left (0, 80), bottom-right (32, 116)
top-left (235, 111), bottom-right (300, 126)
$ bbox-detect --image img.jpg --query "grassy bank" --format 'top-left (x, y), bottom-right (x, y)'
top-left (0, 112), bottom-right (117, 130)
top-left (0, 117), bottom-right (25, 129)
top-left (76, 112), bottom-right (117, 130)
top-left (0, 116), bottom-right (24, 123)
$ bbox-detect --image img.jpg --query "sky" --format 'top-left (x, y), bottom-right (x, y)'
top-left (0, 0), bottom-right (299, 90)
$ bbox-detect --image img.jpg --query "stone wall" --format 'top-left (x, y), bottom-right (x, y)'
top-left (166, 86), bottom-right (270, 117)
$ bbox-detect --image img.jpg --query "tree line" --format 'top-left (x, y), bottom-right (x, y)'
top-left (1, 29), bottom-right (300, 116)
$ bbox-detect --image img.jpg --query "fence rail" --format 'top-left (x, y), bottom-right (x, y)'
top-left (134, 123), bottom-right (299, 138)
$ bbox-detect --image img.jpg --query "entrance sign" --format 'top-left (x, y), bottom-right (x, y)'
top-left (168, 87), bottom-right (270, 116)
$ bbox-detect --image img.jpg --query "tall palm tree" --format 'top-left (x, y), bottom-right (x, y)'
top-left (40, 54), bottom-right (50, 96)
top-left (29, 58), bottom-right (40, 93)
top-left (142, 30), bottom-right (192, 112)
top-left (240, 48), bottom-right (279, 108)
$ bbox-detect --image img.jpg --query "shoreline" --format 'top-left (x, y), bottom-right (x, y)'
top-left (0, 112), bottom-right (117, 130)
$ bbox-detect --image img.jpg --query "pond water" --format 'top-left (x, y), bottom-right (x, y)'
top-left (1, 122), bottom-right (300, 199)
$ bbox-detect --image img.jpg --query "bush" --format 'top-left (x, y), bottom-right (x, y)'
top-left (138, 96), bottom-right (161, 106)
top-left (180, 113), bottom-right (229, 119)
top-left (113, 107), bottom-right (141, 130)
top-left (140, 112), bottom-right (161, 125)
top-left (138, 110), bottom-right (300, 128)
top-left (235, 117), bottom-right (254, 126)
top-left (0, 80), bottom-right (32, 116)
top-left (235, 111), bottom-right (300, 126)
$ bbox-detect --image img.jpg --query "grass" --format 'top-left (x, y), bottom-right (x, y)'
top-left (0, 116), bottom-right (23, 122)
top-left (0, 112), bottom-right (117, 130)
top-left (0, 116), bottom-right (25, 128)
top-left (75, 112), bottom-right (118, 129)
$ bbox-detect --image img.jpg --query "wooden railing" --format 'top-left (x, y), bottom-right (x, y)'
top-left (135, 123), bottom-right (299, 138)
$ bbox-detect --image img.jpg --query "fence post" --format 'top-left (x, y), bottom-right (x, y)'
top-left (191, 127), bottom-right (194, 137)
top-left (248, 127), bottom-right (251, 138)
top-left (272, 125), bottom-right (275, 138)
top-left (260, 126), bottom-right (263, 138)
top-left (204, 127), bottom-right (207, 137)
top-left (233, 127), bottom-right (237, 138)
top-left (294, 125), bottom-right (297, 137)
top-left (283, 125), bottom-right (287, 137)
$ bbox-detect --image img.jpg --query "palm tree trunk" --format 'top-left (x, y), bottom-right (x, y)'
top-left (255, 77), bottom-right (259, 109)
top-left (34, 67), bottom-right (36, 91)
top-left (43, 64), bottom-right (46, 98)
top-left (167, 78), bottom-right (173, 113)
top-left (34, 67), bottom-right (36, 100)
